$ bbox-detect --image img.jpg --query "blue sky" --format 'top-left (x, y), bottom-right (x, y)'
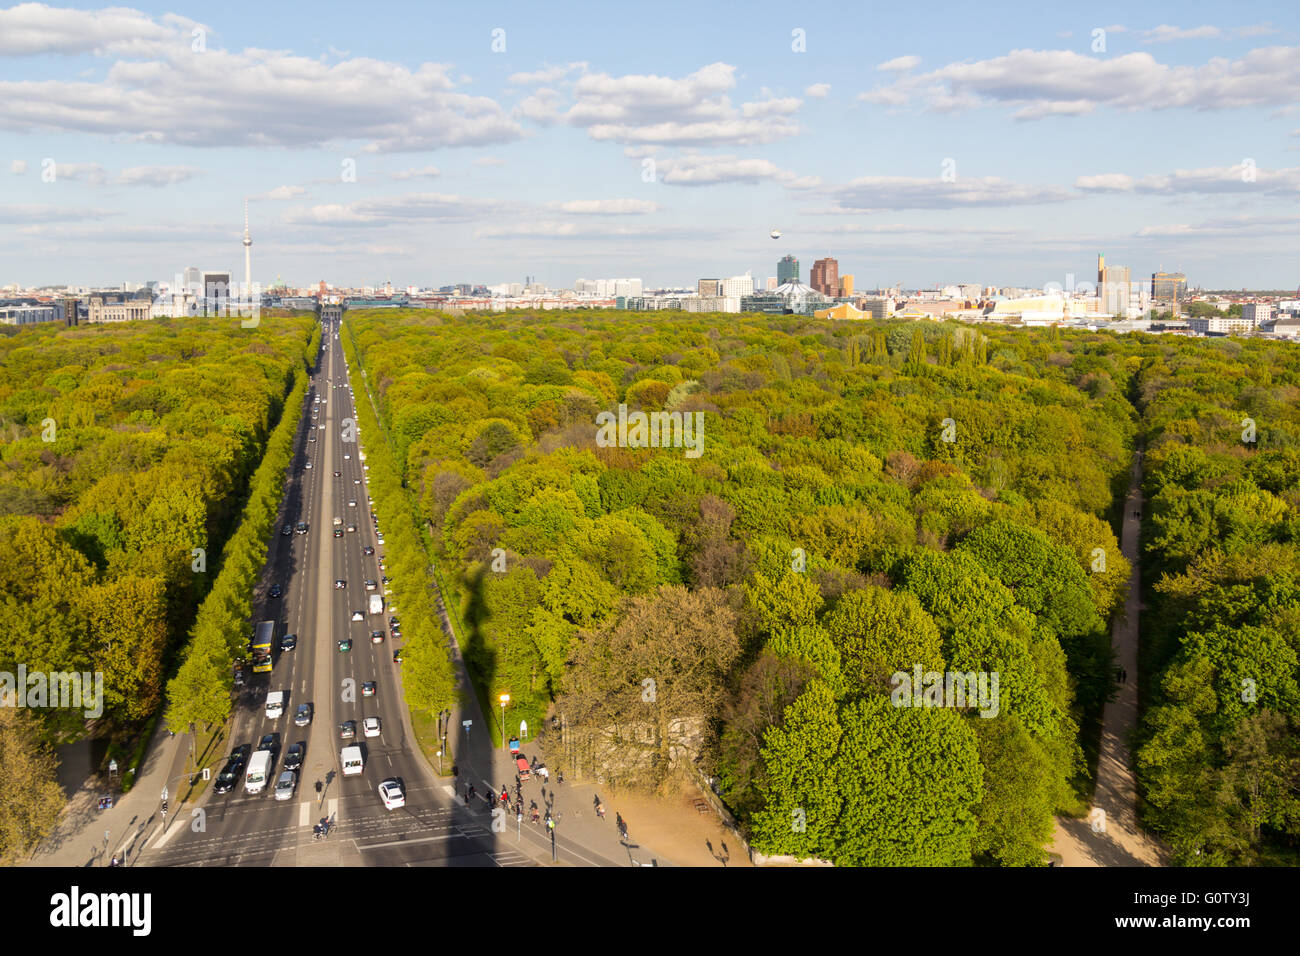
top-left (2, 0), bottom-right (1298, 290)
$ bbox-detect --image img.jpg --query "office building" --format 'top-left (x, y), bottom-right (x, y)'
top-left (698, 279), bottom-right (721, 297)
top-left (1151, 271), bottom-right (1186, 301)
top-left (203, 272), bottom-right (231, 314)
top-left (722, 273), bottom-right (754, 299)
top-left (1097, 253), bottom-right (1134, 315)
top-left (839, 274), bottom-right (854, 298)
top-left (1241, 303), bottom-right (1273, 328)
top-left (810, 257), bottom-right (839, 298)
top-left (777, 255), bottom-right (799, 286)
top-left (0, 304), bottom-right (59, 326)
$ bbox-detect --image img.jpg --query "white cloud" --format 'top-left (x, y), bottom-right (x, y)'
top-left (282, 193), bottom-right (505, 227)
top-left (825, 175), bottom-right (1073, 210)
top-left (0, 14), bottom-right (522, 152)
top-left (557, 62), bottom-right (801, 146)
top-left (0, 203), bottom-right (118, 223)
top-left (516, 88), bottom-right (566, 124)
top-left (10, 159), bottom-right (26, 174)
top-left (390, 165), bottom-right (441, 180)
top-left (115, 165), bottom-right (200, 186)
top-left (1079, 164), bottom-right (1300, 196)
top-left (654, 154), bottom-right (805, 187)
top-left (475, 221), bottom-right (718, 241)
top-left (0, 4), bottom-right (202, 57)
top-left (258, 185), bottom-right (308, 200)
top-left (804, 83), bottom-right (831, 98)
top-left (547, 199), bottom-right (660, 215)
top-left (473, 156), bottom-right (506, 166)
top-left (1141, 25), bottom-right (1221, 43)
top-left (877, 55), bottom-right (921, 72)
top-left (856, 45), bottom-right (1300, 119)
top-left (51, 162), bottom-right (107, 185)
top-left (508, 62), bottom-right (588, 86)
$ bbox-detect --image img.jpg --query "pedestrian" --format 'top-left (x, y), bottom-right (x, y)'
top-left (557, 769), bottom-right (563, 786)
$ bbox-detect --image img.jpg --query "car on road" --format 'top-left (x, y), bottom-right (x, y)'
top-left (269, 584), bottom-right (282, 598)
top-left (363, 546), bottom-right (374, 556)
top-left (361, 681), bottom-right (376, 697)
top-left (350, 609), bottom-right (364, 622)
top-left (364, 579), bottom-right (377, 591)
top-left (304, 460), bottom-right (312, 469)
top-left (294, 703), bottom-right (312, 726)
top-left (283, 742), bottom-right (305, 771)
top-left (390, 626), bottom-right (402, 639)
top-left (214, 745), bottom-right (250, 794)
top-left (389, 617), bottom-right (400, 629)
top-left (376, 534), bottom-right (385, 545)
top-left (369, 630), bottom-right (385, 644)
top-left (339, 720), bottom-right (356, 740)
top-left (318, 424), bottom-right (326, 430)
top-left (354, 478), bottom-right (361, 484)
top-left (333, 529), bottom-right (343, 538)
top-left (259, 732), bottom-right (279, 755)
top-left (343, 454), bottom-right (351, 460)
top-left (308, 435), bottom-right (316, 442)
top-left (274, 769), bottom-right (297, 801)
top-left (334, 470), bottom-right (341, 477)
top-left (338, 637), bottom-right (353, 652)
top-left (295, 522), bottom-right (308, 534)
top-left (378, 778), bottom-right (405, 810)
top-left (363, 717), bottom-right (381, 738)
top-left (346, 524), bottom-right (357, 533)
top-left (348, 499), bottom-right (356, 507)
top-left (281, 524), bottom-right (293, 536)
top-left (334, 579), bottom-right (346, 589)
top-left (280, 633), bottom-right (297, 651)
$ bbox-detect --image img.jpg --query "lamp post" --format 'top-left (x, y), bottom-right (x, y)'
top-left (498, 694), bottom-right (510, 752)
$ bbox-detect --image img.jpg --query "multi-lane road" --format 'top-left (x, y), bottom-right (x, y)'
top-left (139, 321), bottom-right (535, 867)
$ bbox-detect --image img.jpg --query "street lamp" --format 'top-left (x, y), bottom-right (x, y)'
top-left (498, 694), bottom-right (510, 751)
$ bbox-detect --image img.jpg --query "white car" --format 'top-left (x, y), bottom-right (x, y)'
top-left (343, 454), bottom-right (351, 460)
top-left (319, 424), bottom-right (326, 430)
top-left (363, 716), bottom-right (381, 738)
top-left (348, 500), bottom-right (356, 507)
top-left (378, 779), bottom-right (405, 810)
top-left (351, 610), bottom-right (364, 622)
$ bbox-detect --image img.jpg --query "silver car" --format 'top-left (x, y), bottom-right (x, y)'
top-left (274, 769), bottom-right (297, 802)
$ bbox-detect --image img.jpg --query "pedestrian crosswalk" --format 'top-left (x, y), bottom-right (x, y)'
top-left (299, 798), bottom-right (337, 827)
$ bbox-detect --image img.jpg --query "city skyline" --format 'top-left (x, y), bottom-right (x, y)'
top-left (2, 1), bottom-right (1299, 289)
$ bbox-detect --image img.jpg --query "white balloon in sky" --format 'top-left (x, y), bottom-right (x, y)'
top-left (770, 229), bottom-right (781, 239)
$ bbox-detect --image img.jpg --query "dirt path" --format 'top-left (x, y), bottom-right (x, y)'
top-left (1048, 451), bottom-right (1167, 866)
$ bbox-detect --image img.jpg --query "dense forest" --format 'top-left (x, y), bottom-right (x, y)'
top-left (0, 315), bottom-right (317, 861)
top-left (1133, 337), bottom-right (1300, 865)
top-left (342, 308), bottom-right (1146, 865)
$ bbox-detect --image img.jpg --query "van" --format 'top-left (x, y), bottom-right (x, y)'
top-left (265, 690), bottom-right (285, 719)
top-left (333, 516), bottom-right (343, 527)
top-left (245, 750), bottom-right (273, 794)
top-left (341, 745), bottom-right (364, 776)
top-left (368, 594), bottom-right (384, 616)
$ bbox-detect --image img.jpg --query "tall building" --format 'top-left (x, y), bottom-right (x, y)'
top-left (242, 199), bottom-right (252, 293)
top-left (1151, 271), bottom-right (1187, 301)
top-left (183, 266), bottom-right (201, 293)
top-left (203, 272), bottom-right (231, 314)
top-left (810, 257), bottom-right (839, 298)
top-left (698, 279), bottom-right (721, 297)
top-left (777, 255), bottom-right (799, 286)
top-left (1097, 253), bottom-right (1132, 315)
top-left (839, 274), bottom-right (854, 297)
top-left (722, 273), bottom-right (754, 298)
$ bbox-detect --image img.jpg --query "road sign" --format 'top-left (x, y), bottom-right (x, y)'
top-left (108, 759), bottom-right (118, 774)
top-left (520, 720), bottom-right (527, 738)
top-left (462, 719), bottom-right (472, 729)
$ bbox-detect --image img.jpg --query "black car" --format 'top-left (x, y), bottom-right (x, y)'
top-left (269, 584), bottom-right (282, 598)
top-left (295, 522), bottom-right (308, 534)
top-left (280, 633), bottom-right (297, 651)
top-left (259, 733), bottom-right (279, 755)
top-left (392, 649), bottom-right (403, 664)
top-left (283, 742), bottom-right (305, 772)
top-left (389, 617), bottom-right (400, 629)
top-left (281, 524), bottom-right (293, 536)
top-left (333, 529), bottom-right (343, 538)
top-left (214, 745), bottom-right (250, 794)
top-left (363, 546), bottom-right (374, 556)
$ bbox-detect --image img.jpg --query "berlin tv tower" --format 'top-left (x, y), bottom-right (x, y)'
top-left (242, 198), bottom-right (252, 293)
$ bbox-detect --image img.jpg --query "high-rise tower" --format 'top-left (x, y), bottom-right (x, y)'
top-left (242, 199), bottom-right (252, 293)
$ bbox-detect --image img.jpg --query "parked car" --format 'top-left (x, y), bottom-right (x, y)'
top-left (269, 584), bottom-right (282, 598)
top-left (280, 633), bottom-right (297, 651)
top-left (281, 524), bottom-right (293, 536)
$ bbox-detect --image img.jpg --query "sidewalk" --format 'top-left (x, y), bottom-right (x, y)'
top-left (25, 719), bottom-right (188, 868)
top-left (1048, 450), bottom-right (1167, 866)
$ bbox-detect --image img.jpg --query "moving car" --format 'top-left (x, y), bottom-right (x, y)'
top-left (280, 633), bottom-right (297, 651)
top-left (350, 610), bottom-right (364, 622)
top-left (338, 637), bottom-right (353, 652)
top-left (308, 435), bottom-right (316, 442)
top-left (333, 529), bottom-right (343, 538)
top-left (348, 499), bottom-right (356, 507)
top-left (283, 742), bottom-right (304, 771)
top-left (294, 703), bottom-right (312, 726)
top-left (343, 454), bottom-right (350, 460)
top-left (363, 717), bottom-right (381, 738)
top-left (259, 732), bottom-right (279, 754)
top-left (378, 778), bottom-right (405, 810)
top-left (339, 720), bottom-right (356, 740)
top-left (305, 460), bottom-right (312, 469)
top-left (363, 546), bottom-right (374, 556)
top-left (346, 524), bottom-right (357, 533)
top-left (269, 584), bottom-right (282, 598)
top-left (334, 470), bottom-right (341, 477)
top-left (370, 630), bottom-right (385, 644)
top-left (334, 579), bottom-right (346, 589)
top-left (364, 579), bottom-right (377, 591)
top-left (281, 524), bottom-right (293, 536)
top-left (274, 769), bottom-right (297, 801)
top-left (361, 681), bottom-right (376, 697)
top-left (214, 745), bottom-right (250, 794)
top-left (295, 522), bottom-right (308, 534)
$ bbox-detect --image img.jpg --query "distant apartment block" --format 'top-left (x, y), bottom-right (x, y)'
top-left (697, 278), bottom-right (721, 297)
top-left (1188, 314), bottom-right (1256, 335)
top-left (722, 274), bottom-right (754, 298)
top-left (0, 304), bottom-right (59, 326)
top-left (810, 257), bottom-right (839, 298)
top-left (1241, 302), bottom-right (1273, 327)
